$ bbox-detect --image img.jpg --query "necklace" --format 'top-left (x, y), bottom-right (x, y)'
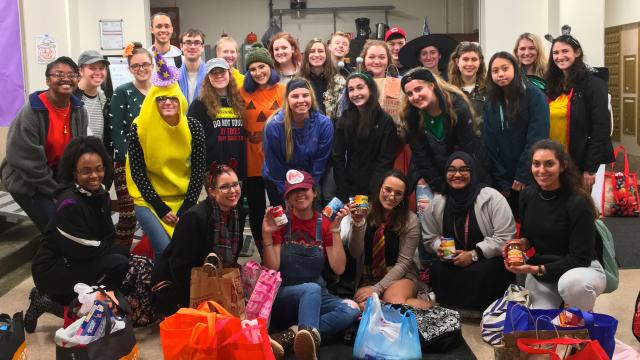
top-left (538, 192), bottom-right (558, 201)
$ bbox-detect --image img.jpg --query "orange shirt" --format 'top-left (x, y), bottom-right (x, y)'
top-left (240, 84), bottom-right (285, 177)
top-left (39, 92), bottom-right (72, 169)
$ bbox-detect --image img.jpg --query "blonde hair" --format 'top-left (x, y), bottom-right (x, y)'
top-left (513, 33), bottom-right (547, 78)
top-left (216, 36), bottom-right (238, 54)
top-left (276, 78), bottom-right (318, 161)
top-left (199, 69), bottom-right (244, 120)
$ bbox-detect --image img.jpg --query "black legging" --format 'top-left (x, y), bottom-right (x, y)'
top-left (244, 176), bottom-right (267, 257)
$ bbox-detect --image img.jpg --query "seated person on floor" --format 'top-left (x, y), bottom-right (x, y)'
top-left (262, 170), bottom-right (360, 360)
top-left (151, 163), bottom-right (246, 315)
top-left (421, 151), bottom-right (515, 312)
top-left (346, 169), bottom-right (431, 310)
top-left (504, 139), bottom-right (606, 311)
top-left (27, 136), bottom-right (129, 333)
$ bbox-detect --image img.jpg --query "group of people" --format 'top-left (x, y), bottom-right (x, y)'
top-left (1, 11), bottom-right (615, 359)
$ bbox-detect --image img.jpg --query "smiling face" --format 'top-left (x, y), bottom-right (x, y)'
top-left (287, 187), bottom-right (316, 211)
top-left (552, 41), bottom-right (580, 73)
top-left (456, 50), bottom-right (480, 78)
top-left (248, 62), bottom-right (271, 86)
top-left (531, 149), bottom-right (563, 191)
top-left (364, 45), bottom-right (389, 78)
top-left (181, 34), bottom-right (204, 62)
top-left (516, 38), bottom-right (538, 66)
top-left (217, 41), bottom-right (238, 66)
top-left (156, 96), bottom-right (180, 119)
top-left (79, 62), bottom-right (107, 88)
top-left (403, 79), bottom-right (436, 111)
top-left (208, 68), bottom-right (230, 91)
top-left (288, 87), bottom-right (312, 118)
top-left (128, 53), bottom-right (152, 82)
top-left (446, 158), bottom-right (471, 190)
top-left (74, 153), bottom-right (104, 192)
top-left (420, 46), bottom-right (441, 70)
top-left (386, 38), bottom-right (406, 62)
top-left (210, 171), bottom-right (241, 210)
top-left (308, 42), bottom-right (327, 69)
top-left (46, 63), bottom-right (79, 96)
top-left (272, 38), bottom-right (293, 65)
top-left (151, 15), bottom-right (173, 46)
top-left (329, 34), bottom-right (350, 59)
top-left (379, 176), bottom-right (405, 212)
top-left (347, 77), bottom-right (370, 108)
top-left (490, 57), bottom-right (515, 87)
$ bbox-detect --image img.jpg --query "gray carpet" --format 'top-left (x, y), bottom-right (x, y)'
top-left (602, 217), bottom-right (640, 268)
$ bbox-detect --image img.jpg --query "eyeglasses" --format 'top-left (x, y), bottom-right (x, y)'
top-left (76, 165), bottom-right (105, 176)
top-left (130, 63), bottom-right (152, 71)
top-left (182, 40), bottom-right (203, 47)
top-left (446, 166), bottom-right (471, 175)
top-left (214, 181), bottom-right (241, 193)
top-left (382, 186), bottom-right (404, 199)
top-left (47, 72), bottom-right (79, 80)
top-left (155, 96), bottom-right (179, 104)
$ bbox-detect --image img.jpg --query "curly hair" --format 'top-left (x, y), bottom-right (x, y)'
top-left (448, 42), bottom-right (486, 91)
top-left (198, 68), bottom-right (244, 120)
top-left (268, 32), bottom-right (302, 71)
top-left (513, 33), bottom-right (548, 78)
top-left (57, 136), bottom-right (113, 186)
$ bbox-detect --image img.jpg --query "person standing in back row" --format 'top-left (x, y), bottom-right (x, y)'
top-left (178, 29), bottom-right (207, 105)
top-left (149, 12), bottom-right (182, 68)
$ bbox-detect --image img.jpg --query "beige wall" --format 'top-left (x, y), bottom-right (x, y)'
top-left (606, 0), bottom-right (640, 28)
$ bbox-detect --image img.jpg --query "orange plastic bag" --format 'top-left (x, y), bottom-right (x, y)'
top-left (159, 301), bottom-right (274, 360)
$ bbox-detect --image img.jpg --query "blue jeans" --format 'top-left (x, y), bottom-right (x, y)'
top-left (134, 205), bottom-right (171, 259)
top-left (270, 282), bottom-right (360, 337)
top-left (11, 191), bottom-right (56, 233)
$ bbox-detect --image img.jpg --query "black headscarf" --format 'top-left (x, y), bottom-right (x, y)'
top-left (443, 151), bottom-right (484, 216)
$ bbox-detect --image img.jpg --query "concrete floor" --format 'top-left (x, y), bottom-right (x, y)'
top-left (1, 269), bottom-right (639, 359)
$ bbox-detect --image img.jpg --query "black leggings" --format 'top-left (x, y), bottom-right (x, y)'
top-left (244, 176), bottom-right (267, 256)
top-left (32, 250), bottom-right (129, 305)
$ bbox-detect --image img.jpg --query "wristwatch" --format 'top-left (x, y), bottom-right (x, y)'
top-left (470, 250), bottom-right (478, 262)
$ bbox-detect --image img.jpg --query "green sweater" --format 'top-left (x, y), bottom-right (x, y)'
top-left (109, 82), bottom-right (145, 163)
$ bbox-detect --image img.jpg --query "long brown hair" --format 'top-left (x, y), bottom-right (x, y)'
top-left (298, 38), bottom-right (337, 91)
top-left (448, 42), bottom-right (486, 91)
top-left (269, 32), bottom-right (302, 71)
top-left (199, 69), bottom-right (244, 119)
top-left (367, 170), bottom-right (410, 234)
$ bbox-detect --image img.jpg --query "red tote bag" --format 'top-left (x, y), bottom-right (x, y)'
top-left (601, 145), bottom-right (640, 217)
top-left (517, 337), bottom-right (609, 360)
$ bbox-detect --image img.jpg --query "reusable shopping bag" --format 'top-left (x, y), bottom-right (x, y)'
top-left (353, 293), bottom-right (421, 359)
top-left (517, 337), bottom-right (609, 360)
top-left (190, 253), bottom-right (245, 319)
top-left (633, 289), bottom-right (640, 342)
top-left (241, 261), bottom-right (281, 323)
top-left (602, 145), bottom-right (640, 217)
top-left (481, 284), bottom-right (531, 345)
top-left (594, 218), bottom-right (619, 293)
top-left (0, 312), bottom-right (26, 360)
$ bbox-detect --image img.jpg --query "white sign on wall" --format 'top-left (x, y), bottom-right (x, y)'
top-left (100, 19), bottom-right (124, 50)
top-left (35, 34), bottom-right (57, 64)
top-left (107, 56), bottom-right (133, 89)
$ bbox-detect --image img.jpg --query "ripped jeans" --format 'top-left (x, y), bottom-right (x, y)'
top-left (270, 282), bottom-right (360, 337)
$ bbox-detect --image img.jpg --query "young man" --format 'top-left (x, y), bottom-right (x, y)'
top-left (75, 50), bottom-right (110, 142)
top-left (149, 12), bottom-right (182, 68)
top-left (328, 31), bottom-right (352, 76)
top-left (385, 27), bottom-right (408, 75)
top-left (178, 28), bottom-right (206, 105)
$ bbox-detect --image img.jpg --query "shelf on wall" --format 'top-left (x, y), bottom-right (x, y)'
top-left (272, 6), bottom-right (395, 33)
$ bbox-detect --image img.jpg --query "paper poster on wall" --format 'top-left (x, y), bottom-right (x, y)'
top-left (100, 19), bottom-right (124, 50)
top-left (107, 56), bottom-right (133, 89)
top-left (35, 34), bottom-right (56, 64)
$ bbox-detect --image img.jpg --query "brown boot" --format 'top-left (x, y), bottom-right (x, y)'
top-left (293, 327), bottom-right (321, 360)
top-left (270, 325), bottom-right (297, 359)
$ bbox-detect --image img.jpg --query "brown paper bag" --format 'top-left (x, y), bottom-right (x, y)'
top-left (189, 253), bottom-right (246, 319)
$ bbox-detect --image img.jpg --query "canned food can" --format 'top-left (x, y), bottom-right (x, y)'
top-left (352, 195), bottom-right (369, 215)
top-left (416, 184), bottom-right (434, 201)
top-left (322, 197), bottom-right (344, 220)
top-left (441, 238), bottom-right (456, 260)
top-left (270, 205), bottom-right (288, 226)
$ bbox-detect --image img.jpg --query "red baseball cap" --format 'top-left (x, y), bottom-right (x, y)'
top-left (385, 27), bottom-right (407, 42)
top-left (283, 169), bottom-right (315, 197)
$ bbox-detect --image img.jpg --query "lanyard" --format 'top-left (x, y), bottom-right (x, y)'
top-left (453, 210), bottom-right (470, 250)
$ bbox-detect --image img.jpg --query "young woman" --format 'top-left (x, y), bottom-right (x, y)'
top-left (27, 136), bottom-right (129, 332)
top-left (484, 52), bottom-right (549, 217)
top-left (152, 164), bottom-right (247, 315)
top-left (513, 33), bottom-right (547, 90)
top-left (505, 139), bottom-right (605, 311)
top-left (0, 56), bottom-right (87, 233)
top-left (262, 77), bottom-right (333, 206)
top-left (421, 152), bottom-right (515, 311)
top-left (545, 34), bottom-right (614, 191)
top-left (297, 38), bottom-right (346, 118)
top-left (187, 58), bottom-right (246, 178)
top-left (447, 42), bottom-right (488, 136)
top-left (216, 35), bottom-right (245, 87)
top-left (109, 42), bottom-right (152, 247)
top-left (345, 169), bottom-right (428, 311)
top-left (333, 72), bottom-right (398, 201)
top-left (263, 170), bottom-right (360, 360)
top-left (360, 40), bottom-right (392, 79)
top-left (269, 32), bottom-right (302, 85)
top-left (125, 52), bottom-right (206, 259)
top-left (400, 67), bottom-right (487, 195)
top-left (239, 43), bottom-right (285, 255)
top-left (398, 34), bottom-right (458, 80)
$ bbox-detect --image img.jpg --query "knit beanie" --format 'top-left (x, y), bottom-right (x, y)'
top-left (244, 42), bottom-right (274, 70)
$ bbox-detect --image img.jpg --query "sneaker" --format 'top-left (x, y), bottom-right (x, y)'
top-left (293, 327), bottom-right (320, 360)
top-left (270, 325), bottom-right (297, 359)
top-left (24, 287), bottom-right (63, 333)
